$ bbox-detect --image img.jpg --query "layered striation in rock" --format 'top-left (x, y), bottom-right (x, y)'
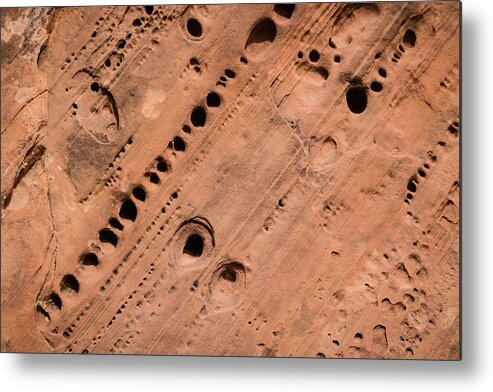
top-left (1, 2), bottom-right (460, 359)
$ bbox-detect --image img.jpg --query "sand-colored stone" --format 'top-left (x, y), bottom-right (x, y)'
top-left (0, 2), bottom-right (460, 359)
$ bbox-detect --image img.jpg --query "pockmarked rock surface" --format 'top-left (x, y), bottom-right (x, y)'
top-left (1, 2), bottom-right (460, 359)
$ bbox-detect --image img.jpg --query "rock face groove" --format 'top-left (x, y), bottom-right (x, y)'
top-left (0, 2), bottom-right (460, 359)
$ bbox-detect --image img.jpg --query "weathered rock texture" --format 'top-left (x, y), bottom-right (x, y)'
top-left (1, 2), bottom-right (460, 359)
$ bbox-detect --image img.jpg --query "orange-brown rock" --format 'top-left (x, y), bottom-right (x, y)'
top-left (0, 2), bottom-right (460, 359)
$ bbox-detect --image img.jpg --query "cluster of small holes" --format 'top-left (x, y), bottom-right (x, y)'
top-left (404, 152), bottom-right (437, 204)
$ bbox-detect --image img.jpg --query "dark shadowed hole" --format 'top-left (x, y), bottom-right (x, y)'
top-left (374, 52), bottom-right (381, 59)
top-left (418, 168), bottom-right (426, 177)
top-left (378, 68), bottom-right (387, 78)
top-left (206, 92), bottom-right (221, 107)
top-left (81, 252), bottom-right (99, 266)
top-left (183, 234), bottom-right (204, 257)
top-left (173, 136), bottom-right (186, 152)
top-left (225, 69), bottom-right (236, 78)
top-left (187, 18), bottom-right (202, 37)
top-left (424, 163), bottom-right (430, 169)
top-left (220, 268), bottom-right (237, 283)
top-left (149, 172), bottom-right (160, 184)
top-left (297, 51), bottom-right (303, 59)
top-left (240, 56), bottom-right (248, 64)
top-left (245, 18), bottom-right (277, 52)
top-left (407, 180), bottom-right (417, 193)
top-left (46, 293), bottom-right (62, 310)
top-left (156, 159), bottom-right (168, 172)
top-left (133, 18), bottom-right (142, 27)
top-left (132, 186), bottom-right (146, 201)
top-left (109, 218), bottom-right (124, 230)
top-left (309, 49), bottom-right (320, 63)
top-left (274, 4), bottom-right (295, 19)
top-left (191, 106), bottom-right (206, 127)
top-left (346, 86), bottom-right (367, 114)
top-left (403, 29), bottom-right (416, 48)
top-left (182, 124), bottom-right (191, 134)
top-left (99, 229), bottom-right (118, 247)
top-left (119, 199), bottom-right (137, 221)
top-left (371, 81), bottom-right (383, 92)
top-left (334, 55), bottom-right (341, 63)
top-left (145, 5), bottom-right (154, 15)
top-left (36, 304), bottom-right (50, 321)
top-left (90, 82), bottom-right (99, 92)
top-left (61, 274), bottom-right (79, 293)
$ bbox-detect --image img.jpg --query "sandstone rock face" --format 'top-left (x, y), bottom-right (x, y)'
top-left (0, 2), bottom-right (460, 359)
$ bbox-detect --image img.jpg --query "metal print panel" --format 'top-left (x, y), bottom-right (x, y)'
top-left (0, 1), bottom-right (460, 359)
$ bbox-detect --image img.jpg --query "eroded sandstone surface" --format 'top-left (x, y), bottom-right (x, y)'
top-left (1, 2), bottom-right (460, 359)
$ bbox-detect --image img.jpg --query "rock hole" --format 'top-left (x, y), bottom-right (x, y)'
top-left (145, 5), bottom-right (154, 15)
top-left (61, 274), bottom-right (79, 293)
top-left (245, 18), bottom-right (277, 56)
top-left (132, 186), bottom-right (146, 202)
top-left (182, 124), bottom-right (191, 134)
top-left (225, 69), bottom-right (236, 78)
top-left (374, 52), bottom-right (381, 59)
top-left (90, 82), bottom-right (100, 92)
top-left (156, 158), bottom-right (169, 172)
top-left (220, 267), bottom-right (237, 282)
top-left (187, 18), bottom-right (202, 37)
top-left (46, 293), bottom-right (62, 310)
top-left (206, 92), bottom-right (221, 107)
top-left (99, 228), bottom-right (118, 247)
top-left (334, 55), bottom-right (341, 63)
top-left (407, 179), bottom-right (417, 193)
top-left (117, 39), bottom-right (126, 49)
top-left (172, 136), bottom-right (186, 152)
top-left (91, 31), bottom-right (97, 38)
top-left (418, 168), bottom-right (426, 177)
top-left (403, 29), bottom-right (416, 48)
top-left (378, 68), bottom-right (387, 78)
top-left (371, 81), bottom-right (383, 92)
top-left (149, 172), bottom-right (160, 184)
top-left (309, 49), bottom-right (320, 63)
top-left (36, 304), bottom-right (50, 321)
top-left (328, 38), bottom-right (337, 49)
top-left (81, 252), bottom-right (99, 266)
top-left (183, 234), bottom-right (204, 257)
top-left (297, 51), bottom-right (303, 59)
top-left (119, 199), bottom-right (137, 221)
top-left (346, 86), bottom-right (367, 114)
top-left (240, 56), bottom-right (248, 64)
top-left (133, 18), bottom-right (142, 27)
top-left (274, 4), bottom-right (295, 19)
top-left (109, 218), bottom-right (124, 230)
top-left (191, 106), bottom-right (206, 127)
